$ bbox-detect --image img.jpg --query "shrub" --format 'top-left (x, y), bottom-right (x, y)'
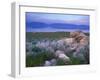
top-left (26, 51), bottom-right (55, 67)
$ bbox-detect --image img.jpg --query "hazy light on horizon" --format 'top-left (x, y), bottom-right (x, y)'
top-left (26, 12), bottom-right (90, 32)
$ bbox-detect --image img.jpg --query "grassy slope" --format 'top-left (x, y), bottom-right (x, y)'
top-left (26, 32), bottom-right (70, 41)
top-left (26, 32), bottom-right (89, 41)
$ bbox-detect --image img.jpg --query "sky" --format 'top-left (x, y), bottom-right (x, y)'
top-left (26, 12), bottom-right (90, 32)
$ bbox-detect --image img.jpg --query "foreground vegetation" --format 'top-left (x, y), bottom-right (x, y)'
top-left (26, 32), bottom-right (89, 67)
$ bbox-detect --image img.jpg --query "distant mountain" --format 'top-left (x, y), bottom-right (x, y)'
top-left (50, 23), bottom-right (89, 30)
top-left (26, 22), bottom-right (89, 31)
top-left (26, 22), bottom-right (48, 28)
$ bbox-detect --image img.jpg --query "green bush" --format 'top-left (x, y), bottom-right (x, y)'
top-left (26, 51), bottom-right (55, 67)
top-left (56, 59), bottom-right (66, 65)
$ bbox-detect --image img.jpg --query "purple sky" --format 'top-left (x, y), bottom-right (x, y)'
top-left (26, 12), bottom-right (90, 32)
